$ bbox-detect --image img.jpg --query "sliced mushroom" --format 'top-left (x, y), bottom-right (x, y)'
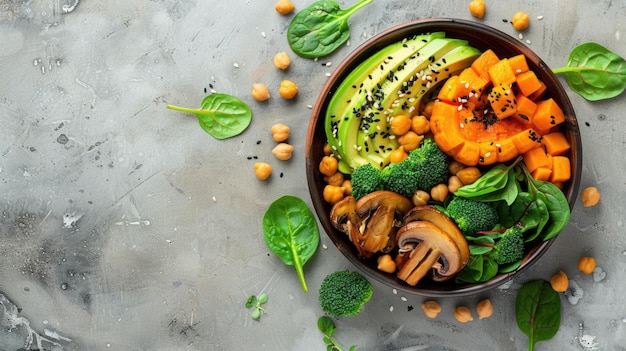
top-left (403, 205), bottom-right (470, 270)
top-left (396, 221), bottom-right (463, 286)
top-left (329, 196), bottom-right (358, 232)
top-left (353, 191), bottom-right (413, 256)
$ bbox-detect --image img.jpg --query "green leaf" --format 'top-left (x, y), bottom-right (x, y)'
top-left (263, 196), bottom-right (320, 292)
top-left (257, 293), bottom-right (268, 304)
top-left (251, 308), bottom-right (261, 320)
top-left (287, 0), bottom-right (373, 58)
top-left (167, 93), bottom-right (252, 139)
top-left (529, 180), bottom-right (571, 241)
top-left (454, 164), bottom-right (511, 198)
top-left (318, 316), bottom-right (336, 336)
top-left (553, 42), bottom-right (626, 101)
top-left (515, 280), bottom-right (561, 351)
top-left (245, 295), bottom-right (258, 309)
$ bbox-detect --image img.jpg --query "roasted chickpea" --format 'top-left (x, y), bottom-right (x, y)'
top-left (412, 190), bottom-right (430, 206)
top-left (430, 183), bottom-right (449, 203)
top-left (254, 162), bottom-right (272, 180)
top-left (453, 306), bottom-right (474, 323)
top-left (580, 186), bottom-right (601, 207)
top-left (389, 146), bottom-right (408, 164)
top-left (324, 172), bottom-right (344, 186)
top-left (476, 299), bottom-right (494, 319)
top-left (323, 143), bottom-right (333, 155)
top-left (577, 256), bottom-right (596, 275)
top-left (278, 79), bottom-right (298, 99)
top-left (447, 175), bottom-right (464, 193)
top-left (448, 160), bottom-right (466, 175)
top-left (341, 179), bottom-right (353, 195)
top-left (397, 131), bottom-right (424, 152)
top-left (272, 143), bottom-right (294, 161)
top-left (271, 123), bottom-right (290, 142)
top-left (421, 100), bottom-right (435, 118)
top-left (273, 51), bottom-right (291, 70)
top-left (252, 83), bottom-right (270, 102)
top-left (274, 0), bottom-right (295, 15)
top-left (511, 11), bottom-right (530, 31)
top-left (390, 115), bottom-right (412, 136)
top-left (377, 254), bottom-right (397, 273)
top-left (550, 271), bottom-right (569, 293)
top-left (469, 0), bottom-right (486, 19)
top-left (411, 115), bottom-right (430, 135)
top-left (420, 300), bottom-right (442, 319)
top-left (323, 185), bottom-right (345, 204)
top-left (457, 166), bottom-right (482, 185)
top-left (319, 156), bottom-right (339, 176)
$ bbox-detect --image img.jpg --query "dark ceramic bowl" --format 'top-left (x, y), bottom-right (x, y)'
top-left (305, 19), bottom-right (582, 296)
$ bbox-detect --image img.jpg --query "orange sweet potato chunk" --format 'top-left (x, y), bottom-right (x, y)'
top-left (513, 94), bottom-right (537, 125)
top-left (541, 131), bottom-right (571, 156)
top-left (550, 156), bottom-right (571, 183)
top-left (516, 70), bottom-right (543, 96)
top-left (509, 54), bottom-right (530, 75)
top-left (471, 49), bottom-right (501, 81)
top-left (532, 98), bottom-right (566, 131)
top-left (523, 146), bottom-right (550, 172)
top-left (488, 58), bottom-right (516, 88)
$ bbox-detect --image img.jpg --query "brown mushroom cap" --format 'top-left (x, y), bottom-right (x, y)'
top-left (329, 196), bottom-right (358, 232)
top-left (396, 221), bottom-right (463, 286)
top-left (403, 205), bottom-right (470, 268)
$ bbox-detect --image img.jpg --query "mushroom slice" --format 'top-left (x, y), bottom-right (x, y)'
top-left (354, 191), bottom-right (413, 256)
top-left (403, 205), bottom-right (470, 270)
top-left (396, 221), bottom-right (463, 286)
top-left (329, 196), bottom-right (358, 232)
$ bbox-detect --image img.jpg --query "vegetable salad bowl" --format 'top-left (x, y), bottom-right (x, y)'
top-left (305, 19), bottom-right (582, 297)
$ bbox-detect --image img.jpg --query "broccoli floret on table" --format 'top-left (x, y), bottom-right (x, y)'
top-left (381, 138), bottom-right (449, 197)
top-left (446, 196), bottom-right (499, 236)
top-left (318, 270), bottom-right (373, 317)
top-left (350, 163), bottom-right (383, 200)
top-left (491, 227), bottom-right (525, 265)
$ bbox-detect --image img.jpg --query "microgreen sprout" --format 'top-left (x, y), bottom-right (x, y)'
top-left (245, 293), bottom-right (268, 320)
top-left (317, 316), bottom-right (356, 351)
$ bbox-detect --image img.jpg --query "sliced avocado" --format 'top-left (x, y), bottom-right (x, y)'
top-left (350, 38), bottom-right (475, 168)
top-left (363, 44), bottom-right (482, 165)
top-left (324, 32), bottom-right (446, 173)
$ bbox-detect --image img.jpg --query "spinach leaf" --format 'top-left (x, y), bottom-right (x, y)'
top-left (553, 42), bottom-right (626, 101)
top-left (454, 164), bottom-right (511, 198)
top-left (263, 195), bottom-right (320, 292)
top-left (317, 316), bottom-right (356, 351)
top-left (454, 255), bottom-right (498, 283)
top-left (167, 93), bottom-right (252, 139)
top-left (529, 179), bottom-right (571, 241)
top-left (287, 0), bottom-right (373, 58)
top-left (515, 280), bottom-right (561, 351)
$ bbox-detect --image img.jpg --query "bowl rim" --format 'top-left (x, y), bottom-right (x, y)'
top-left (305, 18), bottom-right (582, 297)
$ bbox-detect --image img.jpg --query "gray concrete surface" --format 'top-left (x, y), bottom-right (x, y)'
top-left (0, 0), bottom-right (624, 350)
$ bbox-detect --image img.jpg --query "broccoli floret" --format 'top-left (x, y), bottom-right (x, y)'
top-left (318, 270), bottom-right (373, 317)
top-left (350, 163), bottom-right (383, 200)
top-left (380, 138), bottom-right (449, 197)
top-left (446, 196), bottom-right (499, 236)
top-left (380, 158), bottom-right (421, 197)
top-left (491, 227), bottom-right (525, 264)
top-left (407, 138), bottom-right (449, 191)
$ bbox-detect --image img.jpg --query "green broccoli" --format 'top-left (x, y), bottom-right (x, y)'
top-left (380, 138), bottom-right (449, 197)
top-left (446, 196), bottom-right (499, 236)
top-left (407, 138), bottom-right (449, 191)
top-left (491, 227), bottom-right (525, 265)
top-left (350, 163), bottom-right (383, 200)
top-left (318, 270), bottom-right (373, 317)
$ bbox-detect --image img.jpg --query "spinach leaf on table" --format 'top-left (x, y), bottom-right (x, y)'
top-left (515, 280), bottom-right (561, 351)
top-left (167, 93), bottom-right (252, 139)
top-left (553, 42), bottom-right (626, 101)
top-left (263, 195), bottom-right (320, 292)
top-left (287, 0), bottom-right (373, 58)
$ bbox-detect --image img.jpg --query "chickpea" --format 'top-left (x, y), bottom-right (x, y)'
top-left (577, 256), bottom-right (596, 275)
top-left (447, 175), bottom-right (464, 193)
top-left (273, 51), bottom-right (291, 70)
top-left (377, 254), bottom-right (397, 273)
top-left (324, 172), bottom-right (344, 186)
top-left (278, 79), bottom-right (298, 99)
top-left (323, 185), bottom-right (345, 204)
top-left (254, 162), bottom-right (272, 180)
top-left (251, 83), bottom-right (270, 102)
top-left (389, 146), bottom-right (408, 164)
top-left (341, 179), bottom-right (353, 195)
top-left (412, 190), bottom-right (430, 206)
top-left (448, 160), bottom-right (466, 175)
top-left (397, 131), bottom-right (424, 152)
top-left (421, 100), bottom-right (435, 118)
top-left (430, 183), bottom-right (449, 203)
top-left (272, 143), bottom-right (294, 161)
top-left (457, 166), bottom-right (482, 185)
top-left (411, 115), bottom-right (430, 135)
top-left (420, 300), bottom-right (442, 319)
top-left (271, 123), bottom-right (290, 142)
top-left (476, 299), bottom-right (494, 319)
top-left (323, 143), bottom-right (333, 155)
top-left (453, 306), bottom-right (474, 323)
top-left (390, 115), bottom-right (412, 136)
top-left (319, 155), bottom-right (339, 176)
top-left (274, 0), bottom-right (295, 15)
top-left (469, 0), bottom-right (486, 19)
top-left (550, 271), bottom-right (569, 293)
top-left (580, 186), bottom-right (600, 207)
top-left (511, 11), bottom-right (530, 31)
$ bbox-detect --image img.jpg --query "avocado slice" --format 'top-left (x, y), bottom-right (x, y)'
top-left (343, 38), bottom-right (478, 170)
top-left (324, 32), bottom-right (446, 174)
top-left (362, 43), bottom-right (482, 166)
